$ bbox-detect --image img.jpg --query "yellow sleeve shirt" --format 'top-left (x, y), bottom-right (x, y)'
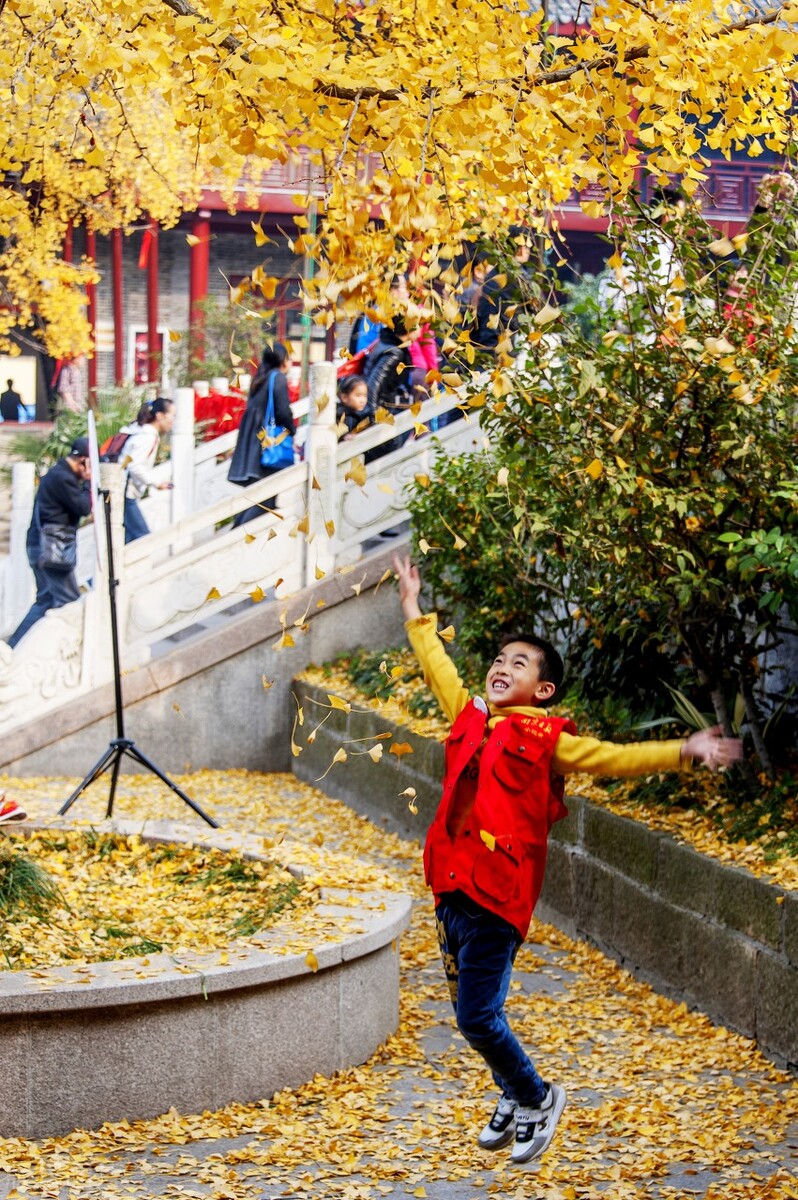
top-left (406, 613), bottom-right (686, 777)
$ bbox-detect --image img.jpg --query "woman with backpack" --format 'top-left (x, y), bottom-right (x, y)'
top-left (228, 343), bottom-right (295, 528)
top-left (114, 398), bottom-right (175, 543)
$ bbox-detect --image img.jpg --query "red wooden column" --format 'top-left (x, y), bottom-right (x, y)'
top-left (146, 219), bottom-right (160, 384)
top-left (189, 210), bottom-right (211, 365)
top-left (85, 228), bottom-right (98, 397)
top-left (111, 228), bottom-right (125, 386)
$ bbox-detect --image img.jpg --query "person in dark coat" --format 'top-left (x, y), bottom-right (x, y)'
top-left (227, 343), bottom-right (295, 527)
top-left (0, 379), bottom-right (21, 422)
top-left (6, 437), bottom-right (92, 649)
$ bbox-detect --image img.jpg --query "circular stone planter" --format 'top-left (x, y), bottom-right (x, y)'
top-left (0, 818), bottom-right (412, 1139)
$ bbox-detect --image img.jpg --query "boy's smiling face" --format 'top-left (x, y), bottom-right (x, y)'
top-left (485, 641), bottom-right (556, 708)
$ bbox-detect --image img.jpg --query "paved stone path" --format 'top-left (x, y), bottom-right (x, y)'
top-left (0, 772), bottom-right (796, 1200)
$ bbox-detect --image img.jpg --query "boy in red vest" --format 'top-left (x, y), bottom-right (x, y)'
top-left (393, 555), bottom-right (741, 1164)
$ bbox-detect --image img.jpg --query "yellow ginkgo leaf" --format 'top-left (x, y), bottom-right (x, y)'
top-left (497, 466), bottom-right (509, 486)
top-left (374, 567), bottom-right (393, 593)
top-left (325, 519), bottom-right (336, 538)
top-left (414, 473), bottom-right (431, 487)
top-left (438, 625), bottom-right (456, 644)
top-left (305, 950), bottom-right (319, 972)
top-left (345, 459), bottom-right (367, 487)
top-left (185, 233), bottom-right (201, 247)
top-left (585, 459), bottom-right (604, 480)
top-left (390, 742), bottom-right (414, 759)
top-left (168, 330), bottom-right (182, 343)
top-left (480, 830), bottom-right (496, 851)
top-left (262, 677), bottom-right (274, 690)
top-left (534, 302), bottom-right (561, 326)
top-left (328, 695), bottom-right (351, 712)
top-left (205, 586), bottom-right (222, 602)
top-left (244, 532), bottom-right (256, 543)
top-left (367, 743), bottom-right (384, 762)
top-left (250, 586), bottom-right (265, 603)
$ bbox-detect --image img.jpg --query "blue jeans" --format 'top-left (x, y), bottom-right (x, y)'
top-left (124, 497), bottom-right (150, 543)
top-left (435, 892), bottom-right (547, 1106)
top-left (8, 534), bottom-right (81, 648)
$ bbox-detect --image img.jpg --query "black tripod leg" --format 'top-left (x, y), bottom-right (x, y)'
top-left (58, 744), bottom-right (122, 816)
top-left (105, 748), bottom-right (125, 820)
top-left (123, 744), bottom-right (219, 828)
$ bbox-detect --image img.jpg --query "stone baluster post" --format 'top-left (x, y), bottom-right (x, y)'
top-left (88, 463), bottom-right (127, 684)
top-left (6, 462), bottom-right (35, 629)
top-left (305, 361), bottom-right (338, 588)
top-left (171, 387), bottom-right (195, 525)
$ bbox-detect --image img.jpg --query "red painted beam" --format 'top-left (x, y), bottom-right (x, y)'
top-left (147, 220), bottom-right (159, 384)
top-left (111, 229), bottom-right (125, 386)
top-left (189, 211), bottom-right (211, 363)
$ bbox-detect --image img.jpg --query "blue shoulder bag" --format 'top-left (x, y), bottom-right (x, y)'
top-left (260, 373), bottom-right (295, 469)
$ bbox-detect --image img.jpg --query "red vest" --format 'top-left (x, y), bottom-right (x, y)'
top-left (423, 699), bottom-right (576, 939)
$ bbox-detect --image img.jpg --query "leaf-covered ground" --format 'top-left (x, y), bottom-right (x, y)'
top-left (0, 770), bottom-right (795, 1200)
top-left (0, 830), bottom-right (310, 970)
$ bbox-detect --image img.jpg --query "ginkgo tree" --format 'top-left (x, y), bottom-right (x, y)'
top-left (1, 0), bottom-right (797, 356)
top-left (409, 180), bottom-right (798, 783)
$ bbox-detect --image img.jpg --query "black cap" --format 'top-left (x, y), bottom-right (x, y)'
top-left (69, 437), bottom-right (89, 457)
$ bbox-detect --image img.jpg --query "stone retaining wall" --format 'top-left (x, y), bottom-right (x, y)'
top-left (292, 679), bottom-right (798, 1070)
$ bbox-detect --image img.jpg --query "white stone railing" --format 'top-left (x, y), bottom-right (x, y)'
top-left (0, 364), bottom-right (481, 736)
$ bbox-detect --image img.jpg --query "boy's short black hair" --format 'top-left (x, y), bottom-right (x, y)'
top-left (499, 632), bottom-right (564, 697)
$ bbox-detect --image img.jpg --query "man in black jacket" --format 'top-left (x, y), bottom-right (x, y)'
top-left (6, 437), bottom-right (92, 650)
top-left (0, 379), bottom-right (22, 422)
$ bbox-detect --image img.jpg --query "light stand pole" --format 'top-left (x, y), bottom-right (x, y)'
top-left (59, 488), bottom-right (218, 827)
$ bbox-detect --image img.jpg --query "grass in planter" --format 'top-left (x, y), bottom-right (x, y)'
top-left (0, 831), bottom-right (315, 971)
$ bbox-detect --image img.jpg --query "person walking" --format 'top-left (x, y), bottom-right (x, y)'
top-left (114, 398), bottom-right (175, 543)
top-left (228, 343), bottom-right (295, 528)
top-left (6, 438), bottom-right (92, 650)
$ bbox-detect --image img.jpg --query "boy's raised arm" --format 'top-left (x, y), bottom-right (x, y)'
top-left (393, 554), bottom-right (470, 725)
top-left (394, 554), bottom-right (423, 622)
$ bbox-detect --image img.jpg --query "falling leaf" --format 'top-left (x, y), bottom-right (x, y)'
top-left (262, 677), bottom-right (274, 690)
top-left (378, 483), bottom-right (395, 494)
top-left (295, 513), bottom-right (310, 535)
top-left (480, 830), bottom-right (496, 851)
top-left (185, 233), bottom-right (201, 247)
top-left (168, 330), bottom-right (182, 343)
top-left (345, 459), bottom-right (367, 487)
top-left (250, 586), bottom-right (266, 603)
top-left (374, 567), bottom-right (393, 594)
top-left (273, 632), bottom-right (295, 650)
top-left (351, 574), bottom-right (367, 597)
top-left (305, 950), bottom-right (319, 972)
top-left (390, 742), bottom-right (414, 759)
top-left (585, 459), bottom-right (604, 480)
top-left (367, 743), bottom-right (384, 762)
top-left (414, 473), bottom-right (431, 487)
top-left (205, 586), bottom-right (222, 602)
top-left (418, 538), bottom-right (433, 555)
top-left (328, 695), bottom-right (352, 713)
top-left (315, 747), bottom-right (348, 781)
top-left (438, 625), bottom-right (456, 643)
top-left (315, 564), bottom-right (326, 580)
top-left (497, 466), bottom-right (509, 486)
top-left (244, 532), bottom-right (256, 544)
top-left (325, 519), bottom-right (336, 538)
top-left (311, 473), bottom-right (321, 491)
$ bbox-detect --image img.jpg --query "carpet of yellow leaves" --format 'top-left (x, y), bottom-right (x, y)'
top-left (0, 769), bottom-right (795, 1199)
top-left (0, 830), bottom-right (311, 970)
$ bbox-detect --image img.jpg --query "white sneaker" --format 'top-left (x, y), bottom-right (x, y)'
top-left (511, 1083), bottom-right (567, 1163)
top-left (477, 1094), bottom-right (517, 1150)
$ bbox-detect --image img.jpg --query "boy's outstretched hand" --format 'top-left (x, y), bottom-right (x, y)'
top-left (393, 554), bottom-right (422, 621)
top-left (681, 726), bottom-right (743, 771)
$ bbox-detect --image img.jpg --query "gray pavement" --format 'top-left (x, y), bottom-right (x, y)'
top-left (0, 774), bottom-right (796, 1199)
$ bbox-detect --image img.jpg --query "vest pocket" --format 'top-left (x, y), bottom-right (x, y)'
top-left (493, 735), bottom-right (545, 790)
top-left (472, 836), bottom-right (519, 903)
